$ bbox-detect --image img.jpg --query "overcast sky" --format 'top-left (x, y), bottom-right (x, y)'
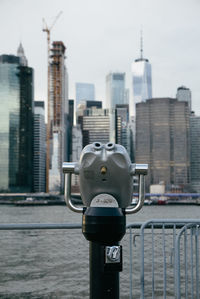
top-left (1, 0), bottom-right (200, 115)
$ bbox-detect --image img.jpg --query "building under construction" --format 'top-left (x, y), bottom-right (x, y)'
top-left (49, 41), bottom-right (68, 192)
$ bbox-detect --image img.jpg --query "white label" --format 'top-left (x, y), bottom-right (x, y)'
top-left (90, 194), bottom-right (118, 207)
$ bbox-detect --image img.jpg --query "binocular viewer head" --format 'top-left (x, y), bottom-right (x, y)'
top-left (63, 142), bottom-right (148, 214)
top-left (79, 142), bottom-right (134, 208)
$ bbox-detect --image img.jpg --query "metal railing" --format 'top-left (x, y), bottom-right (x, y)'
top-left (0, 220), bottom-right (200, 298)
top-left (127, 219), bottom-right (200, 299)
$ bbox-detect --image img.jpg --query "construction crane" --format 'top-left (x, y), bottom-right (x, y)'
top-left (42, 11), bottom-right (63, 193)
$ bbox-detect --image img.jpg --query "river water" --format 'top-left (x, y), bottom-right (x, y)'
top-left (0, 204), bottom-right (200, 298)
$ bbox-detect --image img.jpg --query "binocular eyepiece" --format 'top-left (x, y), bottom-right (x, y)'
top-left (63, 142), bottom-right (148, 214)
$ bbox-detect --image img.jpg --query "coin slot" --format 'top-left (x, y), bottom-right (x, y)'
top-left (100, 166), bottom-right (107, 174)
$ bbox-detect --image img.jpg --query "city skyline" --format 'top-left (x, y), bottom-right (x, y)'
top-left (0, 0), bottom-right (200, 116)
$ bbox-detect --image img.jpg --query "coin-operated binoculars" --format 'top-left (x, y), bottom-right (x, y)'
top-left (63, 142), bottom-right (148, 299)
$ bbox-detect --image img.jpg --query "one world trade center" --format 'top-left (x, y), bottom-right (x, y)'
top-left (131, 34), bottom-right (152, 110)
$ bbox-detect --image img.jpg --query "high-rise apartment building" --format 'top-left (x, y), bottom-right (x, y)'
top-left (33, 101), bottom-right (46, 192)
top-left (49, 41), bottom-right (68, 192)
top-left (190, 113), bottom-right (200, 192)
top-left (136, 98), bottom-right (190, 191)
top-left (0, 45), bottom-right (34, 192)
top-left (177, 86), bottom-right (192, 111)
top-left (75, 83), bottom-right (95, 108)
top-left (131, 37), bottom-right (152, 116)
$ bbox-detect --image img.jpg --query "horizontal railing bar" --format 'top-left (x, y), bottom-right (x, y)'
top-left (127, 219), bottom-right (200, 230)
top-left (0, 223), bottom-right (82, 230)
top-left (0, 219), bottom-right (199, 231)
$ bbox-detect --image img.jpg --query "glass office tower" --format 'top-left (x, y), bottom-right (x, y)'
top-left (132, 58), bottom-right (152, 105)
top-left (33, 101), bottom-right (46, 192)
top-left (0, 53), bottom-right (34, 192)
top-left (106, 72), bottom-right (126, 110)
top-left (76, 83), bottom-right (95, 108)
top-left (131, 36), bottom-right (152, 117)
top-left (106, 72), bottom-right (126, 142)
top-left (0, 55), bottom-right (20, 191)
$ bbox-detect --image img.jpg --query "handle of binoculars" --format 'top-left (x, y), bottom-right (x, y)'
top-left (62, 162), bottom-right (147, 214)
top-left (63, 163), bottom-right (83, 213)
top-left (125, 164), bottom-right (147, 214)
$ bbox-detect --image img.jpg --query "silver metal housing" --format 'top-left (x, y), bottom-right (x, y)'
top-left (62, 142), bottom-right (148, 214)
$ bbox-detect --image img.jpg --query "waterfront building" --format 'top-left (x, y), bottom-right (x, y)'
top-left (190, 113), bottom-right (200, 192)
top-left (131, 36), bottom-right (152, 116)
top-left (0, 46), bottom-right (34, 192)
top-left (33, 101), bottom-right (46, 192)
top-left (136, 98), bottom-right (190, 191)
top-left (176, 86), bottom-right (192, 112)
top-left (49, 41), bottom-right (68, 192)
top-left (75, 83), bottom-right (95, 108)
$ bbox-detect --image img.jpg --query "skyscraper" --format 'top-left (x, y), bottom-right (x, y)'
top-left (0, 44), bottom-right (34, 192)
top-left (131, 35), bottom-right (152, 115)
top-left (68, 99), bottom-right (74, 162)
top-left (75, 83), bottom-right (95, 108)
top-left (136, 98), bottom-right (190, 191)
top-left (17, 42), bottom-right (28, 66)
top-left (106, 72), bottom-right (126, 110)
top-left (49, 41), bottom-right (68, 192)
top-left (33, 101), bottom-right (46, 192)
top-left (115, 104), bottom-right (131, 158)
top-left (106, 72), bottom-right (126, 142)
top-left (177, 86), bottom-right (192, 112)
top-left (80, 108), bottom-right (110, 147)
top-left (190, 113), bottom-right (200, 192)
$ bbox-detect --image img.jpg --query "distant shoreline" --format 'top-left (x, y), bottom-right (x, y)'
top-left (0, 193), bottom-right (200, 206)
top-left (0, 194), bottom-right (82, 206)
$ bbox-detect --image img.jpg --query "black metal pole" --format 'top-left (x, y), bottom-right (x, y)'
top-left (82, 207), bottom-right (126, 299)
top-left (90, 241), bottom-right (119, 299)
